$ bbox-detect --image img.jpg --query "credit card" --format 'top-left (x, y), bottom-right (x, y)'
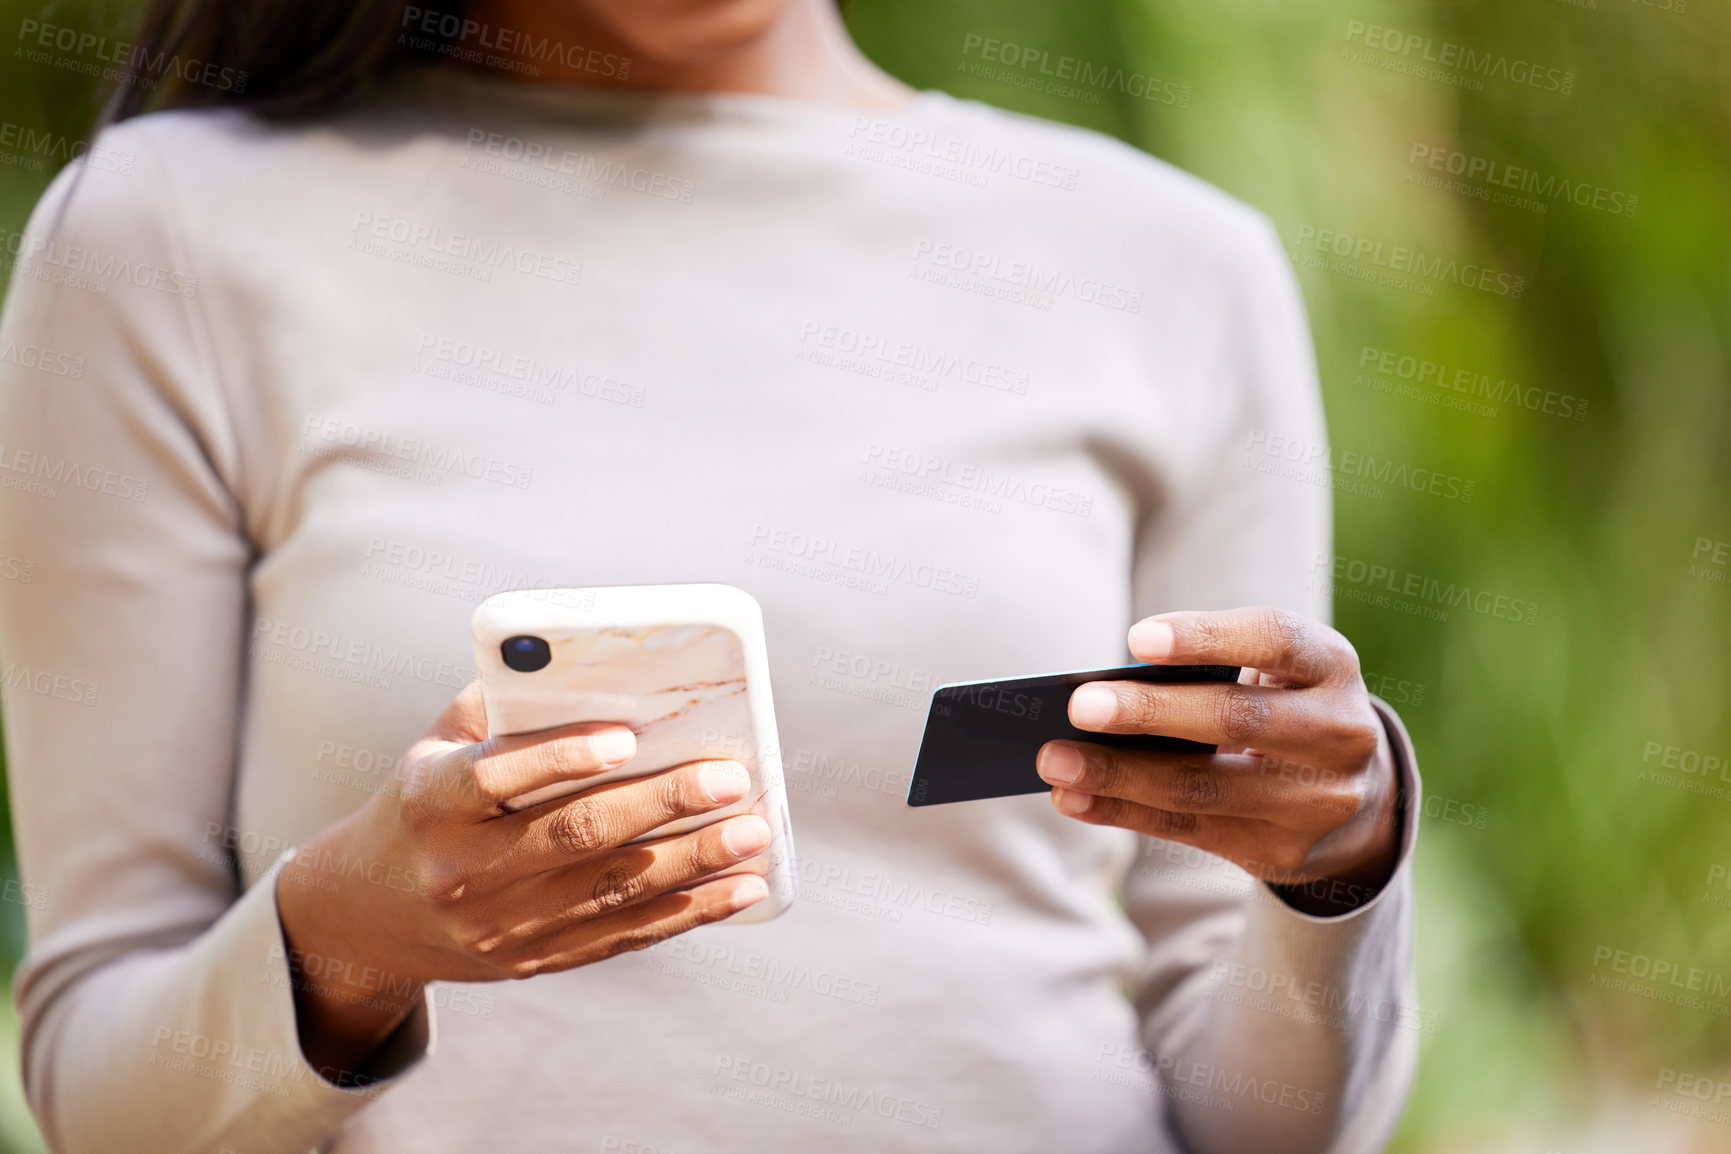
top-left (905, 663), bottom-right (1243, 806)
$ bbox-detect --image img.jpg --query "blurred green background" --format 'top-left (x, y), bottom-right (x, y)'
top-left (2, 0), bottom-right (1728, 1150)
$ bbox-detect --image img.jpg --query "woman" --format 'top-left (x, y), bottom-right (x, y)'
top-left (0, 1), bottom-right (1421, 1150)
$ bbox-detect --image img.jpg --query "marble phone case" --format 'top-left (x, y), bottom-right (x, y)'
top-left (471, 584), bottom-right (795, 922)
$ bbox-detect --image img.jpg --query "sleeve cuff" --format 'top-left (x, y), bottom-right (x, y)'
top-left (263, 849), bottom-right (439, 1094)
top-left (19, 848), bottom-right (441, 1152)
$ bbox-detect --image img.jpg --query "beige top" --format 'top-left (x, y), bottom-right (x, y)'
top-left (0, 66), bottom-right (1420, 1154)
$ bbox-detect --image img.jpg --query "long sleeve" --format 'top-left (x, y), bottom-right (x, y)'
top-left (1122, 214), bottom-right (1421, 1152)
top-left (0, 83), bottom-right (1416, 1154)
top-left (0, 131), bottom-right (430, 1154)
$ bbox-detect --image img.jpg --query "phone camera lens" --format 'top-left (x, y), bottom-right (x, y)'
top-left (501, 635), bottom-right (552, 673)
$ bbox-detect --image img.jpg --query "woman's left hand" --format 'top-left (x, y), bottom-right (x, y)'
top-left (1036, 606), bottom-right (1402, 916)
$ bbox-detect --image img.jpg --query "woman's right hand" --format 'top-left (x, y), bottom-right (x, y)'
top-left (274, 681), bottom-right (773, 1081)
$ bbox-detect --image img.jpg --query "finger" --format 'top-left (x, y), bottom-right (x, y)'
top-left (505, 873), bottom-right (770, 978)
top-left (1036, 744), bottom-right (1289, 818)
top-left (1049, 789), bottom-right (1324, 883)
top-left (1047, 788), bottom-right (1265, 861)
top-left (421, 720), bottom-right (640, 819)
top-left (1127, 607), bottom-right (1356, 688)
top-left (424, 680), bottom-right (491, 744)
top-left (500, 759), bottom-right (754, 868)
top-left (1066, 678), bottom-right (1373, 761)
top-left (1049, 787), bottom-right (1222, 844)
top-left (497, 814), bottom-right (774, 937)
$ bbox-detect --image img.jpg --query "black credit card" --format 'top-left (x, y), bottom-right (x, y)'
top-left (905, 664), bottom-right (1242, 806)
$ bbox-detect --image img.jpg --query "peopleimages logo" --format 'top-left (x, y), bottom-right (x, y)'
top-left (300, 417), bottom-right (534, 490)
top-left (398, 6), bottom-right (630, 81)
top-left (746, 523), bottom-right (980, 599)
top-left (861, 443), bottom-right (1093, 516)
top-left (1294, 225), bottom-right (1525, 298)
top-left (1094, 1044), bottom-right (1328, 1115)
top-left (16, 18), bottom-right (248, 94)
top-left (960, 34), bottom-right (1192, 107)
top-left (1407, 143), bottom-right (1638, 218)
top-left (796, 321), bottom-right (1030, 396)
top-left (1343, 21), bottom-right (1575, 95)
top-left (2, 663), bottom-right (99, 707)
top-left (413, 333), bottom-right (645, 409)
top-left (648, 937), bottom-right (881, 1007)
top-left (1241, 428), bottom-right (1477, 504)
top-left (0, 224), bottom-right (199, 298)
top-left (935, 682), bottom-right (1044, 722)
top-left (0, 340), bottom-right (85, 379)
top-left (909, 239), bottom-right (1143, 313)
top-left (359, 535), bottom-right (568, 605)
top-left (1654, 1068), bottom-right (1731, 1129)
top-left (1589, 946), bottom-right (1731, 1005)
top-left (347, 212), bottom-right (583, 287)
top-left (845, 116), bottom-right (1080, 191)
top-left (0, 440), bottom-right (151, 503)
top-left (1689, 537), bottom-right (1730, 586)
top-left (461, 129), bottom-right (694, 203)
top-left (710, 1055), bottom-right (944, 1130)
top-left (0, 120), bottom-right (134, 174)
top-left (1356, 345), bottom-right (1589, 422)
top-left (796, 855), bottom-right (993, 925)
top-left (249, 616), bottom-right (473, 691)
top-left (1310, 552), bottom-right (1540, 626)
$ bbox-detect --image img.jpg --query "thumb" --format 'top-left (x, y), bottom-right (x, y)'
top-left (427, 680), bottom-right (491, 745)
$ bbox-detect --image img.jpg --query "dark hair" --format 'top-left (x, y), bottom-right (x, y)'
top-left (96, 0), bottom-right (465, 131)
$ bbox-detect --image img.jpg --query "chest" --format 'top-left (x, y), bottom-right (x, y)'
top-left (223, 149), bottom-right (1173, 882)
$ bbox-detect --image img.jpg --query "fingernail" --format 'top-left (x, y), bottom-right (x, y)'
top-left (1054, 787), bottom-right (1093, 815)
top-left (730, 874), bottom-right (769, 910)
top-left (1128, 619), bottom-right (1175, 660)
top-left (722, 816), bottom-right (772, 858)
top-left (699, 761), bottom-right (751, 804)
top-left (594, 728), bottom-right (636, 765)
top-left (1069, 683), bottom-right (1117, 729)
top-left (1038, 743), bottom-right (1084, 785)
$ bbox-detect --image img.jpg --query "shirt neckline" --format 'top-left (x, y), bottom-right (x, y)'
top-left (396, 61), bottom-right (952, 133)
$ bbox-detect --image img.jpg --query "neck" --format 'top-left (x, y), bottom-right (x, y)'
top-left (454, 0), bottom-right (914, 110)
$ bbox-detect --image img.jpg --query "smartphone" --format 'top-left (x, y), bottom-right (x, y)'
top-left (905, 663), bottom-right (1243, 806)
top-left (470, 583), bottom-right (795, 922)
